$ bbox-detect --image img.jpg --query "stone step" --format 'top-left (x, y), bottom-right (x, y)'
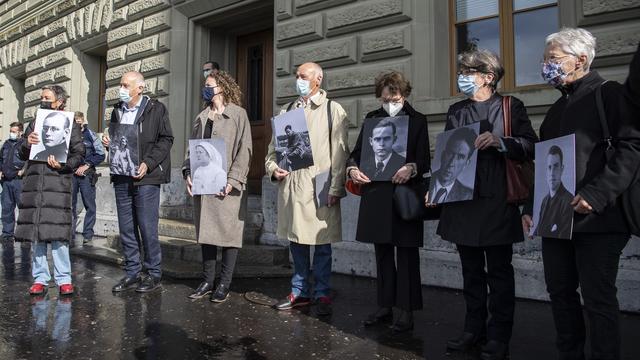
top-left (72, 243), bottom-right (292, 280)
top-left (157, 216), bottom-right (263, 244)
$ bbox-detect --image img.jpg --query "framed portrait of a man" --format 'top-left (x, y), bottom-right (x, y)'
top-left (28, 109), bottom-right (74, 163)
top-left (428, 123), bottom-right (480, 204)
top-left (109, 123), bottom-right (139, 176)
top-left (271, 108), bottom-right (314, 172)
top-left (189, 138), bottom-right (227, 195)
top-left (360, 115), bottom-right (410, 181)
top-left (531, 134), bottom-right (576, 240)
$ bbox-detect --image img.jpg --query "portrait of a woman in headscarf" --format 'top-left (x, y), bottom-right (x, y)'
top-left (191, 141), bottom-right (226, 195)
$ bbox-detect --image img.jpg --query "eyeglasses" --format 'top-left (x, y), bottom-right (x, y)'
top-left (542, 55), bottom-right (574, 65)
top-left (457, 68), bottom-right (480, 76)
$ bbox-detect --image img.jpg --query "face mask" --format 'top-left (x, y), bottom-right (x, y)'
top-left (203, 69), bottom-right (212, 79)
top-left (296, 79), bottom-right (311, 97)
top-left (9, 133), bottom-right (18, 140)
top-left (541, 61), bottom-right (570, 87)
top-left (201, 86), bottom-right (215, 103)
top-left (457, 74), bottom-right (479, 97)
top-left (383, 102), bottom-right (403, 117)
top-left (40, 100), bottom-right (53, 110)
top-left (119, 87), bottom-right (132, 103)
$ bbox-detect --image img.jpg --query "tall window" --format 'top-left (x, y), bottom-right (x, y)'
top-left (451, 0), bottom-right (559, 91)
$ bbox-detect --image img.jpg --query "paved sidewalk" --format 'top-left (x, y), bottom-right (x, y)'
top-left (0, 240), bottom-right (638, 359)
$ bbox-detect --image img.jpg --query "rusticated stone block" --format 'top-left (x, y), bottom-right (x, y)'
top-left (26, 58), bottom-right (44, 75)
top-left (107, 20), bottom-right (143, 47)
top-left (596, 27), bottom-right (640, 57)
top-left (275, 77), bottom-right (297, 99)
top-left (361, 25), bottom-right (412, 62)
top-left (21, 17), bottom-right (39, 33)
top-left (25, 77), bottom-right (37, 91)
top-left (105, 85), bottom-right (120, 105)
top-left (27, 45), bottom-right (38, 60)
top-left (45, 48), bottom-right (73, 68)
top-left (37, 38), bottom-right (56, 55)
top-left (56, 0), bottom-right (77, 14)
top-left (54, 64), bottom-right (72, 82)
top-left (107, 45), bottom-right (127, 65)
top-left (158, 31), bottom-right (170, 51)
top-left (47, 16), bottom-right (67, 37)
top-left (24, 106), bottom-right (39, 121)
top-left (326, 0), bottom-right (411, 37)
top-left (156, 74), bottom-right (169, 96)
top-left (294, 0), bottom-right (356, 15)
top-left (67, 11), bottom-right (79, 40)
top-left (100, 0), bottom-right (114, 30)
top-left (276, 0), bottom-right (293, 20)
top-left (35, 69), bottom-right (56, 87)
top-left (38, 8), bottom-right (57, 23)
top-left (105, 61), bottom-right (141, 84)
top-left (128, 0), bottom-right (169, 20)
top-left (84, 3), bottom-right (96, 37)
top-left (583, 0), bottom-right (640, 16)
top-left (336, 99), bottom-right (357, 128)
top-left (24, 89), bottom-right (42, 105)
top-left (143, 77), bottom-right (158, 95)
top-left (111, 5), bottom-right (128, 27)
top-left (276, 14), bottom-right (323, 48)
top-left (276, 50), bottom-right (291, 76)
top-left (292, 36), bottom-right (357, 68)
top-left (143, 9), bottom-right (171, 35)
top-left (29, 27), bottom-right (47, 46)
top-left (140, 53), bottom-right (170, 76)
top-left (324, 59), bottom-right (410, 96)
top-left (127, 35), bottom-right (159, 59)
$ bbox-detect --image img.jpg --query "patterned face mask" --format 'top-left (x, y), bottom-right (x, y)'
top-left (541, 60), bottom-right (570, 87)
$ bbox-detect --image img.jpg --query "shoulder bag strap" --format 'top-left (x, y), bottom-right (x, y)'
top-left (502, 95), bottom-right (512, 137)
top-left (286, 101), bottom-right (294, 112)
top-left (326, 99), bottom-right (333, 156)
top-left (595, 81), bottom-right (615, 160)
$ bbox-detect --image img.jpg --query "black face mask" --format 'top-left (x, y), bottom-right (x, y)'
top-left (40, 100), bottom-right (54, 110)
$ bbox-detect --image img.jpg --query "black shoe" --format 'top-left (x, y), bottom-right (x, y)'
top-left (82, 238), bottom-right (92, 245)
top-left (136, 275), bottom-right (161, 293)
top-left (274, 293), bottom-right (311, 310)
top-left (112, 274), bottom-right (141, 292)
top-left (447, 332), bottom-right (485, 352)
top-left (210, 284), bottom-right (230, 303)
top-left (390, 309), bottom-right (413, 333)
top-left (363, 307), bottom-right (393, 326)
top-left (188, 282), bottom-right (213, 300)
top-left (315, 296), bottom-right (332, 316)
top-left (480, 340), bottom-right (509, 360)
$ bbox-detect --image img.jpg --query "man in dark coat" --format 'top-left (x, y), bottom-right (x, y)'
top-left (32, 111), bottom-right (71, 162)
top-left (533, 146), bottom-right (573, 239)
top-left (429, 126), bottom-right (477, 203)
top-left (0, 122), bottom-right (26, 241)
top-left (104, 71), bottom-right (173, 294)
top-left (361, 118), bottom-right (406, 181)
top-left (16, 84), bottom-right (85, 297)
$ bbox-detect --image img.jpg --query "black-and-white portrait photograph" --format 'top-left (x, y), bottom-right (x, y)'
top-left (531, 134), bottom-right (576, 240)
top-left (428, 122), bottom-right (480, 204)
top-left (28, 109), bottom-right (74, 163)
top-left (272, 108), bottom-right (314, 172)
top-left (109, 123), bottom-right (139, 176)
top-left (360, 115), bottom-right (409, 181)
top-left (189, 138), bottom-right (227, 195)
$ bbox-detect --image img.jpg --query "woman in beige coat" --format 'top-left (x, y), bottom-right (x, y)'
top-left (182, 71), bottom-right (252, 302)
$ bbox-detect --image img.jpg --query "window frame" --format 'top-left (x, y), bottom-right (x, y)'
top-left (448, 0), bottom-right (559, 95)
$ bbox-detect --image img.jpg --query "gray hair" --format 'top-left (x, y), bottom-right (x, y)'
top-left (41, 84), bottom-right (69, 110)
top-left (457, 49), bottom-right (504, 90)
top-left (545, 27), bottom-right (596, 71)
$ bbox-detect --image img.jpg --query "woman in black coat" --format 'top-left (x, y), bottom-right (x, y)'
top-left (16, 84), bottom-right (85, 297)
top-left (346, 71), bottom-right (430, 333)
top-left (522, 28), bottom-right (640, 360)
top-left (428, 49), bottom-right (537, 360)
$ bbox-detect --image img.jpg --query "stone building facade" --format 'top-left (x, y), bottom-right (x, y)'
top-left (0, 0), bottom-right (638, 311)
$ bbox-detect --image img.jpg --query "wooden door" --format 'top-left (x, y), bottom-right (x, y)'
top-left (236, 29), bottom-right (273, 194)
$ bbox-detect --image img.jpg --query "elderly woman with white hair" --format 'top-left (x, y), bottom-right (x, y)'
top-left (522, 28), bottom-right (640, 360)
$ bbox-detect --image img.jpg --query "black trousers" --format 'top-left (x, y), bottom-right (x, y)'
top-left (374, 244), bottom-right (423, 311)
top-left (202, 244), bottom-right (239, 287)
top-left (457, 244), bottom-right (515, 343)
top-left (542, 233), bottom-right (629, 360)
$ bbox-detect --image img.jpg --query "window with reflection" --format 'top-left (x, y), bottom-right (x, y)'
top-left (451, 0), bottom-right (558, 91)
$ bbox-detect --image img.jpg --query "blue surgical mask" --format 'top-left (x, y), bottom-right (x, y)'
top-left (201, 86), bottom-right (215, 103)
top-left (9, 133), bottom-right (18, 140)
top-left (296, 79), bottom-right (311, 97)
top-left (119, 87), bottom-right (132, 103)
top-left (541, 61), bottom-right (569, 87)
top-left (457, 74), bottom-right (479, 97)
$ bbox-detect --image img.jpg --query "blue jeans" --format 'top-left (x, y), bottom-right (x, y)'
top-left (1, 178), bottom-right (22, 237)
top-left (113, 177), bottom-right (161, 279)
top-left (32, 241), bottom-right (72, 285)
top-left (72, 174), bottom-right (97, 240)
top-left (289, 242), bottom-right (332, 299)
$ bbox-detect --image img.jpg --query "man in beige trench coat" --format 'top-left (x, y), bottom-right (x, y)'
top-left (265, 62), bottom-right (349, 316)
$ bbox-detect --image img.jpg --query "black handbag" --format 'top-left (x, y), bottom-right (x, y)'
top-left (595, 83), bottom-right (640, 236)
top-left (393, 176), bottom-right (441, 221)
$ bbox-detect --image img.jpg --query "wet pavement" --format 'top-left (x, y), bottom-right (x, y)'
top-left (0, 240), bottom-right (639, 360)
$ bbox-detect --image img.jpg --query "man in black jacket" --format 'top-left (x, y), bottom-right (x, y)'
top-left (103, 71), bottom-right (173, 293)
top-left (0, 122), bottom-right (25, 241)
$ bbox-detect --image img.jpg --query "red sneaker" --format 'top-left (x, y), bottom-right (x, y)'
top-left (29, 283), bottom-right (47, 295)
top-left (59, 284), bottom-right (74, 295)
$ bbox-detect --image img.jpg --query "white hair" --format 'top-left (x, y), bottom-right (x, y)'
top-left (545, 27), bottom-right (596, 70)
